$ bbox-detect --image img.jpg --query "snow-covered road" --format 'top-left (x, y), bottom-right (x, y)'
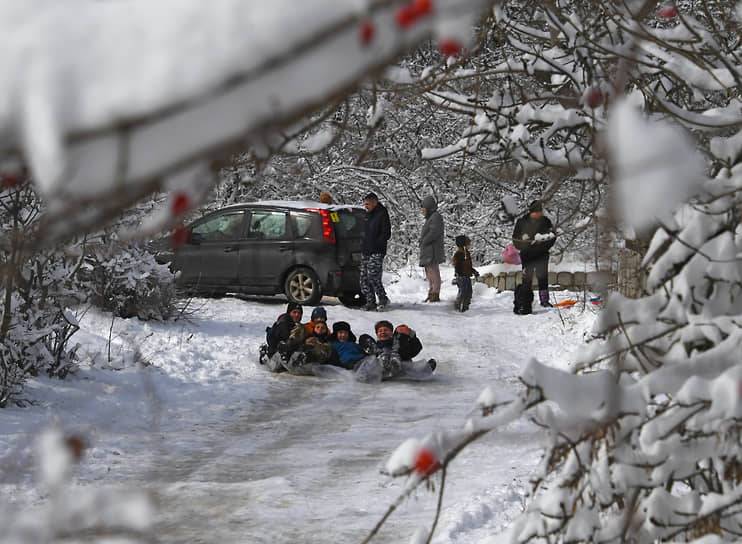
top-left (1, 269), bottom-right (596, 543)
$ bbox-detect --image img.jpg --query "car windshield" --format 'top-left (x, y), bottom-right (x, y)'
top-left (333, 209), bottom-right (364, 239)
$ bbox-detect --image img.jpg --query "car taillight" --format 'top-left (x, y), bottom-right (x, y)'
top-left (308, 209), bottom-right (336, 244)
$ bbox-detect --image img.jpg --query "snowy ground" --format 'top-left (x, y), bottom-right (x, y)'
top-left (0, 264), bottom-right (599, 543)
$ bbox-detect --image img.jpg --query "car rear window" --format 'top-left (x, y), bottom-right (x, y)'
top-left (333, 209), bottom-right (364, 239)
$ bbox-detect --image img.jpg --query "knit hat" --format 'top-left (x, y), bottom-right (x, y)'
top-left (332, 321), bottom-right (351, 334)
top-left (421, 195), bottom-right (438, 212)
top-left (311, 306), bottom-right (327, 322)
top-left (529, 199), bottom-right (543, 213)
top-left (286, 301), bottom-right (303, 314)
top-left (319, 192), bottom-right (333, 204)
top-left (364, 192), bottom-right (378, 202)
top-left (455, 235), bottom-right (469, 248)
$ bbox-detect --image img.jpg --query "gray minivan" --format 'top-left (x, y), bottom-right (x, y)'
top-left (153, 201), bottom-right (366, 306)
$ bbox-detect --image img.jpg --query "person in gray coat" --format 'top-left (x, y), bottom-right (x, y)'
top-left (419, 195), bottom-right (445, 302)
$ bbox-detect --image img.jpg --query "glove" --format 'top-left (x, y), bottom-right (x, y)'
top-left (473, 269), bottom-right (480, 278)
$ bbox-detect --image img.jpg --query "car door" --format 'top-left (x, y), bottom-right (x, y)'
top-left (237, 208), bottom-right (294, 291)
top-left (172, 209), bottom-right (246, 288)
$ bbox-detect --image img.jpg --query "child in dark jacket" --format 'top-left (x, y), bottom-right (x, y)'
top-left (259, 302), bottom-right (304, 371)
top-left (358, 320), bottom-right (428, 379)
top-left (452, 235), bottom-right (479, 312)
top-left (330, 321), bottom-right (365, 370)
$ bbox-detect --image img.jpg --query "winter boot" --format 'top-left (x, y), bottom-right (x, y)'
top-left (259, 344), bottom-right (271, 365)
top-left (454, 297), bottom-right (462, 312)
top-left (428, 293), bottom-right (440, 302)
top-left (363, 300), bottom-right (378, 311)
top-left (377, 296), bottom-right (390, 310)
top-left (379, 352), bottom-right (402, 379)
top-left (539, 289), bottom-right (553, 307)
top-left (427, 359), bottom-right (437, 372)
top-left (423, 292), bottom-right (432, 303)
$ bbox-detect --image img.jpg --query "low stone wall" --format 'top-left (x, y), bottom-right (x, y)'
top-left (478, 270), bottom-right (611, 292)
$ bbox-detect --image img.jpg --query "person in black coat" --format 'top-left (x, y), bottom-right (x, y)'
top-left (512, 200), bottom-right (556, 307)
top-left (259, 302), bottom-right (304, 370)
top-left (360, 192), bottom-right (392, 311)
top-left (358, 320), bottom-right (424, 379)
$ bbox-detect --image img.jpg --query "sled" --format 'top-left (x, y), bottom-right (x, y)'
top-left (353, 355), bottom-right (436, 383)
top-left (555, 299), bottom-right (578, 308)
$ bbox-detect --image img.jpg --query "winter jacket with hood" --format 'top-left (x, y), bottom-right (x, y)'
top-left (419, 196), bottom-right (445, 266)
top-left (363, 201), bottom-right (392, 256)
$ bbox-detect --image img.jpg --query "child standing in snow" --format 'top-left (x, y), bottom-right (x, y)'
top-left (452, 235), bottom-right (479, 312)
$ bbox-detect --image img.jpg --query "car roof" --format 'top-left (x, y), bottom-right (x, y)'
top-left (218, 200), bottom-right (365, 212)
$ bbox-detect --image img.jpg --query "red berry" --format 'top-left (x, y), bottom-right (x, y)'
top-left (395, 5), bottom-right (416, 28)
top-left (171, 192), bottom-right (190, 216)
top-left (585, 87), bottom-right (605, 109)
top-left (411, 0), bottom-right (433, 17)
top-left (65, 435), bottom-right (85, 460)
top-left (438, 38), bottom-right (462, 58)
top-left (360, 20), bottom-right (375, 45)
top-left (413, 447), bottom-right (439, 475)
top-left (1, 173), bottom-right (20, 189)
top-left (657, 4), bottom-right (678, 18)
top-left (171, 224), bottom-right (189, 247)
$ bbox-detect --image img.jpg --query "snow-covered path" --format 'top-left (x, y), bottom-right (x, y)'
top-left (1, 268), bottom-right (596, 543)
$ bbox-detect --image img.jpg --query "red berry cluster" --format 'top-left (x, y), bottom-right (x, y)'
top-left (360, 20), bottom-right (375, 45)
top-left (1, 173), bottom-right (22, 189)
top-left (395, 0), bottom-right (434, 29)
top-left (438, 38), bottom-right (462, 58)
top-left (413, 447), bottom-right (440, 475)
top-left (657, 4), bottom-right (678, 19)
top-left (585, 87), bottom-right (605, 109)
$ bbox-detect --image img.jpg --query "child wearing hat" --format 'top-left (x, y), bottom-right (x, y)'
top-left (304, 306), bottom-right (328, 334)
top-left (330, 321), bottom-right (365, 370)
top-left (452, 235), bottom-right (479, 312)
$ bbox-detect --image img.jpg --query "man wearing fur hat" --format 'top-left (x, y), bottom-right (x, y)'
top-left (419, 195), bottom-right (445, 302)
top-left (512, 200), bottom-right (557, 308)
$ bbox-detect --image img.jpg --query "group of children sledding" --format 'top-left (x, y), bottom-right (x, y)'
top-left (259, 303), bottom-right (437, 382)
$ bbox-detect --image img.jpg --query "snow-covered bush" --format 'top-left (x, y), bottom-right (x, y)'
top-left (0, 180), bottom-right (83, 405)
top-left (79, 240), bottom-right (178, 321)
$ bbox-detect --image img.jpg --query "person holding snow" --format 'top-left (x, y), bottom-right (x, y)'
top-left (512, 199), bottom-right (557, 308)
top-left (452, 235), bottom-right (479, 312)
top-left (419, 195), bottom-right (445, 302)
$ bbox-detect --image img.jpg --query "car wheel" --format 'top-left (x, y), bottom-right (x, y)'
top-left (284, 267), bottom-right (322, 305)
top-left (338, 292), bottom-right (365, 308)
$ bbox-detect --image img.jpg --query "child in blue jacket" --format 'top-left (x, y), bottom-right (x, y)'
top-left (330, 321), bottom-right (365, 370)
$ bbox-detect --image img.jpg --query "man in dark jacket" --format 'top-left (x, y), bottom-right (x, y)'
top-left (512, 200), bottom-right (557, 307)
top-left (361, 192), bottom-right (392, 311)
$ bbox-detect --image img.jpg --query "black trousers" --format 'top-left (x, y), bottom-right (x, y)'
top-left (522, 256), bottom-right (549, 291)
